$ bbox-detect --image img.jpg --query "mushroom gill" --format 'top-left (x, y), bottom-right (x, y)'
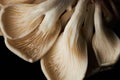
top-left (0, 0), bottom-right (46, 36)
top-left (41, 0), bottom-right (88, 80)
top-left (92, 1), bottom-right (120, 66)
top-left (1, 0), bottom-right (75, 62)
top-left (0, 0), bottom-right (34, 5)
top-left (0, 0), bottom-right (120, 79)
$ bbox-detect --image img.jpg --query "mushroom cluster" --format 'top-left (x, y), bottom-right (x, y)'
top-left (0, 0), bottom-right (120, 80)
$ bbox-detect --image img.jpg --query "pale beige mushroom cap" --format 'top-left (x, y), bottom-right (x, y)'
top-left (41, 0), bottom-right (88, 80)
top-left (92, 1), bottom-right (120, 66)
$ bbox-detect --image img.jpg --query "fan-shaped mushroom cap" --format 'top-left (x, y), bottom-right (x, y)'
top-left (41, 0), bottom-right (88, 80)
top-left (92, 1), bottom-right (120, 66)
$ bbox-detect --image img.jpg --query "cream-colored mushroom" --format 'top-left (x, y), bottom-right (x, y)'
top-left (41, 0), bottom-right (88, 80)
top-left (92, 1), bottom-right (120, 66)
top-left (1, 0), bottom-right (75, 62)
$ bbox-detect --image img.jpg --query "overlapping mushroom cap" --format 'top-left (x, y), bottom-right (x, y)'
top-left (92, 1), bottom-right (120, 66)
top-left (0, 0), bottom-right (76, 62)
top-left (41, 0), bottom-right (88, 79)
top-left (0, 0), bottom-right (120, 80)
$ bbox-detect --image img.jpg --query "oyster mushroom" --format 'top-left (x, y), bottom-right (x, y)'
top-left (92, 1), bottom-right (120, 66)
top-left (41, 0), bottom-right (88, 80)
top-left (0, 0), bottom-right (75, 62)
